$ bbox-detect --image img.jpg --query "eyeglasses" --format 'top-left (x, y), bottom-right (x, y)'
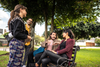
top-left (28, 19), bottom-right (33, 22)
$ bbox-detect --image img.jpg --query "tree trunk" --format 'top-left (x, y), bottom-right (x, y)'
top-left (43, 10), bottom-right (48, 40)
top-left (31, 21), bottom-right (36, 51)
top-left (51, 0), bottom-right (55, 32)
top-left (45, 15), bottom-right (47, 39)
top-left (36, 42), bottom-right (37, 45)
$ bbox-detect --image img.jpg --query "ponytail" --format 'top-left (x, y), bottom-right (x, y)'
top-left (8, 4), bottom-right (27, 29)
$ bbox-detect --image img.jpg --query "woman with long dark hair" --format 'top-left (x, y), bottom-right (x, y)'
top-left (7, 4), bottom-right (31, 67)
top-left (35, 29), bottom-right (75, 67)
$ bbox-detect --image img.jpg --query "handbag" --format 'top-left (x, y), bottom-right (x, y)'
top-left (4, 33), bottom-right (13, 43)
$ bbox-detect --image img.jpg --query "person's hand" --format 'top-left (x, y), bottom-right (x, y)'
top-left (53, 42), bottom-right (60, 45)
top-left (25, 36), bottom-right (32, 42)
top-left (51, 50), bottom-right (57, 54)
top-left (27, 35), bottom-right (32, 40)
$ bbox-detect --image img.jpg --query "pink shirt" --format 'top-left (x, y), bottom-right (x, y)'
top-left (47, 41), bottom-right (53, 51)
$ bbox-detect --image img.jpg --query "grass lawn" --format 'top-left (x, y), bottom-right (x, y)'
top-left (0, 51), bottom-right (9, 55)
top-left (0, 49), bottom-right (100, 67)
top-left (0, 51), bottom-right (9, 67)
top-left (0, 55), bottom-right (9, 67)
top-left (76, 49), bottom-right (100, 67)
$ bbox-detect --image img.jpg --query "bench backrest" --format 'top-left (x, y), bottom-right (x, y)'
top-left (70, 46), bottom-right (80, 66)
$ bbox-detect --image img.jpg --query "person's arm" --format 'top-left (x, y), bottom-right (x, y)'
top-left (54, 40), bottom-right (64, 51)
top-left (57, 39), bottom-right (75, 54)
top-left (13, 19), bottom-right (27, 39)
top-left (41, 40), bottom-right (48, 47)
top-left (53, 40), bottom-right (61, 45)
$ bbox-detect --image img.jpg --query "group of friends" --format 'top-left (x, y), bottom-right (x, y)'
top-left (7, 4), bottom-right (75, 67)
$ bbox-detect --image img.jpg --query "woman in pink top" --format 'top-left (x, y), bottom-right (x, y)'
top-left (35, 29), bottom-right (75, 67)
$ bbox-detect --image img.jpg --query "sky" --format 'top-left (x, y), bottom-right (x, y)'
top-left (0, 5), bottom-right (45, 36)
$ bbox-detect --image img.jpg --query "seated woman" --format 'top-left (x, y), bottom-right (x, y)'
top-left (35, 29), bottom-right (75, 67)
top-left (26, 32), bottom-right (60, 67)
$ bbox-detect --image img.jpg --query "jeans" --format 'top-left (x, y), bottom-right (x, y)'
top-left (23, 45), bottom-right (31, 65)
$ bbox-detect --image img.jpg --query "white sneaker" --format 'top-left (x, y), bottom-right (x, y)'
top-left (22, 65), bottom-right (26, 67)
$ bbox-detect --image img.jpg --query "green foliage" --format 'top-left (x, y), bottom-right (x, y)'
top-left (54, 22), bottom-right (100, 40)
top-left (0, 0), bottom-right (99, 23)
top-left (95, 38), bottom-right (100, 45)
top-left (42, 31), bottom-right (51, 38)
top-left (34, 34), bottom-right (45, 45)
top-left (3, 32), bottom-right (9, 37)
top-left (0, 0), bottom-right (100, 39)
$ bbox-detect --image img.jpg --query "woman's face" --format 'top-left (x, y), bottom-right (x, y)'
top-left (20, 8), bottom-right (27, 17)
top-left (62, 32), bottom-right (68, 38)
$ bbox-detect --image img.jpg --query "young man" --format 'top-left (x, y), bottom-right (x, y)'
top-left (23, 18), bottom-right (33, 67)
top-left (27, 32), bottom-right (61, 67)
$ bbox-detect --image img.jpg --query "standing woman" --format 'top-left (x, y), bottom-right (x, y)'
top-left (7, 4), bottom-right (31, 67)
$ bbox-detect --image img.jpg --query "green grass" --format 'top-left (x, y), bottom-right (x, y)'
top-left (0, 55), bottom-right (9, 67)
top-left (76, 49), bottom-right (100, 67)
top-left (0, 51), bottom-right (9, 55)
top-left (0, 49), bottom-right (100, 67)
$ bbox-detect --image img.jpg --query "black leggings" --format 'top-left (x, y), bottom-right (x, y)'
top-left (41, 58), bottom-right (51, 67)
top-left (27, 51), bottom-right (43, 67)
top-left (37, 50), bottom-right (68, 67)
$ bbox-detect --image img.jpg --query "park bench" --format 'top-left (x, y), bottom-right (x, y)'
top-left (29, 46), bottom-right (80, 67)
top-left (48, 45), bottom-right (80, 67)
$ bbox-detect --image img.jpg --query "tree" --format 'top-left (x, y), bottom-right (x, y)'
top-left (50, 0), bottom-right (100, 32)
top-left (0, 0), bottom-right (99, 36)
top-left (42, 31), bottom-right (51, 38)
top-left (0, 0), bottom-right (100, 48)
top-left (95, 38), bottom-right (100, 46)
top-left (54, 21), bottom-right (100, 41)
top-left (34, 34), bottom-right (45, 45)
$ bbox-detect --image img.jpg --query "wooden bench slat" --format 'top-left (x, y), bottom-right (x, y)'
top-left (73, 48), bottom-right (76, 50)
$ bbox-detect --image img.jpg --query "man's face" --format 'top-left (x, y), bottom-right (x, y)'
top-left (50, 33), bottom-right (57, 40)
top-left (27, 18), bottom-right (32, 25)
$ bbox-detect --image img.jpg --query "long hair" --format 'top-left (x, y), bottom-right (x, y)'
top-left (47, 32), bottom-right (58, 40)
top-left (8, 4), bottom-right (27, 28)
top-left (63, 29), bottom-right (75, 39)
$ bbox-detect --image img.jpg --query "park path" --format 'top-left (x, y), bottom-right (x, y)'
top-left (80, 47), bottom-right (100, 49)
top-left (0, 46), bottom-right (100, 52)
top-left (0, 47), bottom-right (9, 52)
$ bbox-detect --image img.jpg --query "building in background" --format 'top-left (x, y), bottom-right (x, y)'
top-left (0, 29), bottom-right (3, 35)
top-left (75, 38), bottom-right (96, 47)
top-left (0, 28), bottom-right (8, 46)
